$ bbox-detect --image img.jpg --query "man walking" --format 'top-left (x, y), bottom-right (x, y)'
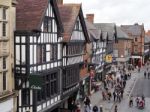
top-left (144, 71), bottom-right (147, 78)
top-left (113, 91), bottom-right (116, 102)
top-left (84, 96), bottom-right (91, 110)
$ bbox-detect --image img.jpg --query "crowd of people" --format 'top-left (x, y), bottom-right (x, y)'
top-left (82, 61), bottom-right (149, 112)
top-left (83, 64), bottom-right (131, 112)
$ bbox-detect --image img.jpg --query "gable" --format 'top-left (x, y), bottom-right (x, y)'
top-left (41, 2), bottom-right (57, 33)
top-left (70, 17), bottom-right (85, 41)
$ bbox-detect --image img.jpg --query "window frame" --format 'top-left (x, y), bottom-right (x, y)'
top-left (22, 88), bottom-right (30, 105)
top-left (3, 57), bottom-right (6, 69)
top-left (2, 22), bottom-right (6, 37)
top-left (3, 72), bottom-right (6, 90)
top-left (43, 16), bottom-right (53, 32)
top-left (3, 8), bottom-right (6, 20)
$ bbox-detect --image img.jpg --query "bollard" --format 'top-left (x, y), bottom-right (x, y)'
top-left (99, 105), bottom-right (103, 112)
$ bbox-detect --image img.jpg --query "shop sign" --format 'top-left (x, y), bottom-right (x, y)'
top-left (29, 74), bottom-right (43, 90)
top-left (105, 55), bottom-right (112, 63)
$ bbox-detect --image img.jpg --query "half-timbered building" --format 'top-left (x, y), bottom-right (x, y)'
top-left (15, 0), bottom-right (63, 112)
top-left (58, 3), bottom-right (89, 110)
top-left (85, 14), bottom-right (106, 94)
top-left (95, 23), bottom-right (117, 77)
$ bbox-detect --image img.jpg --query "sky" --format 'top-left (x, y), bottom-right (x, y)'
top-left (64, 0), bottom-right (150, 31)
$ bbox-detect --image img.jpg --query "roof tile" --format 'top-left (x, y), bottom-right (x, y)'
top-left (16, 0), bottom-right (48, 31)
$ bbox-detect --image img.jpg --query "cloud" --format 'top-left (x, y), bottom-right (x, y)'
top-left (64, 0), bottom-right (150, 30)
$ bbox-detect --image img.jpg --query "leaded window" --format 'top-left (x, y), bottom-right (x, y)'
top-left (44, 17), bottom-right (52, 32)
top-left (50, 73), bottom-right (57, 96)
top-left (63, 67), bottom-right (79, 89)
top-left (22, 89), bottom-right (30, 105)
top-left (51, 45), bottom-right (57, 61)
top-left (37, 45), bottom-right (46, 63)
top-left (44, 17), bottom-right (48, 32)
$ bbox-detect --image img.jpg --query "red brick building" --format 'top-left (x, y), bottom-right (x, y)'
top-left (121, 23), bottom-right (145, 67)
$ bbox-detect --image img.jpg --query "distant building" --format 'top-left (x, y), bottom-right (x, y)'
top-left (0, 0), bottom-right (17, 112)
top-left (95, 23), bottom-right (117, 75)
top-left (85, 14), bottom-right (104, 94)
top-left (114, 26), bottom-right (132, 65)
top-left (121, 23), bottom-right (145, 67)
top-left (144, 35), bottom-right (150, 62)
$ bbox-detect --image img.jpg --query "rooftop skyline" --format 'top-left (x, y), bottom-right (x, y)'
top-left (64, 0), bottom-right (150, 31)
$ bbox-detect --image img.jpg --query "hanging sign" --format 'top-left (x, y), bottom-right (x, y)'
top-left (29, 74), bottom-right (43, 90)
top-left (105, 55), bottom-right (112, 63)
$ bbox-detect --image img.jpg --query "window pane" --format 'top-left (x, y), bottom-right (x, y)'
top-left (42, 45), bottom-right (46, 62)
top-left (22, 89), bottom-right (30, 105)
top-left (44, 17), bottom-right (48, 32)
top-left (51, 45), bottom-right (57, 61)
top-left (2, 23), bottom-right (6, 36)
top-left (3, 72), bottom-right (6, 90)
top-left (48, 19), bottom-right (52, 32)
top-left (37, 91), bottom-right (41, 102)
top-left (3, 57), bottom-right (6, 69)
top-left (3, 8), bottom-right (6, 20)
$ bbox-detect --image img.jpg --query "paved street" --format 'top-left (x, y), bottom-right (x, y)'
top-left (80, 66), bottom-right (150, 112)
top-left (115, 67), bottom-right (150, 112)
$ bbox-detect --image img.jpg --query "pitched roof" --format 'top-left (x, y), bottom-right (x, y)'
top-left (94, 23), bottom-right (116, 40)
top-left (116, 26), bottom-right (131, 40)
top-left (102, 32), bottom-right (108, 40)
top-left (121, 24), bottom-right (143, 37)
top-left (85, 19), bottom-right (101, 41)
top-left (58, 4), bottom-right (89, 42)
top-left (16, 0), bottom-right (63, 33)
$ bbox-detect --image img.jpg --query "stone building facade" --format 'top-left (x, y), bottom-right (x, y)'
top-left (0, 0), bottom-right (17, 112)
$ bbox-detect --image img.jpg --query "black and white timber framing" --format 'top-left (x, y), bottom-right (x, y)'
top-left (62, 17), bottom-right (87, 97)
top-left (14, 1), bottom-right (63, 112)
top-left (92, 39), bottom-right (104, 70)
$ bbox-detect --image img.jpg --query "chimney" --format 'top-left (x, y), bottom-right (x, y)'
top-left (56, 0), bottom-right (63, 4)
top-left (134, 23), bottom-right (138, 26)
top-left (86, 14), bottom-right (94, 23)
